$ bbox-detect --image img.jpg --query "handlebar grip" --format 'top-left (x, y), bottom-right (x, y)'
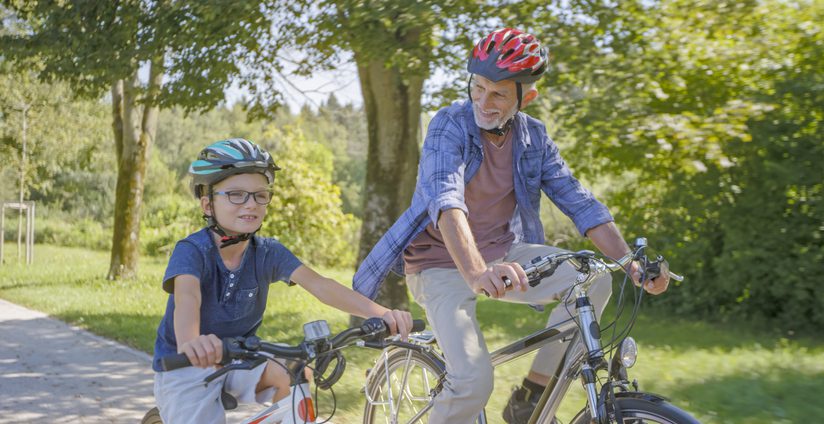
top-left (480, 276), bottom-right (514, 297)
top-left (161, 353), bottom-right (192, 371)
top-left (411, 319), bottom-right (426, 333)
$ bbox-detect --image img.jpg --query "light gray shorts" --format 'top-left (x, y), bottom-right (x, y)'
top-left (154, 361), bottom-right (275, 424)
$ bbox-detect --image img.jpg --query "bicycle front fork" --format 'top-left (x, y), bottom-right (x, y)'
top-left (575, 284), bottom-right (605, 422)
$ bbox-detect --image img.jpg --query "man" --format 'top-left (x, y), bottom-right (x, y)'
top-left (354, 28), bottom-right (670, 424)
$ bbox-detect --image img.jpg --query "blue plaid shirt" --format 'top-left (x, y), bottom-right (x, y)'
top-left (353, 100), bottom-right (613, 300)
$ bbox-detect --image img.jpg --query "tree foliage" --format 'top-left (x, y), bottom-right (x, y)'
top-left (1, 0), bottom-right (285, 279)
top-left (3, 0), bottom-right (820, 330)
top-left (1, 94), bottom-right (365, 269)
top-left (533, 0), bottom-right (824, 331)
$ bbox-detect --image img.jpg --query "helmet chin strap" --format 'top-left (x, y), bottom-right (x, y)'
top-left (482, 119), bottom-right (513, 137)
top-left (206, 189), bottom-right (259, 249)
top-left (468, 76), bottom-right (522, 137)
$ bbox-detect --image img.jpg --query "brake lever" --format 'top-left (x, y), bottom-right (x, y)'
top-left (528, 261), bottom-right (561, 287)
top-left (644, 257), bottom-right (663, 280)
top-left (642, 255), bottom-right (685, 282)
top-left (204, 356), bottom-right (265, 384)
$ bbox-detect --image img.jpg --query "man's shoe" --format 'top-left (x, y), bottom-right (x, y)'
top-left (502, 384), bottom-right (543, 424)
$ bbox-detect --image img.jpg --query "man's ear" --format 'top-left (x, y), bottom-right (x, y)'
top-left (520, 87), bottom-right (539, 109)
top-left (200, 196), bottom-right (212, 216)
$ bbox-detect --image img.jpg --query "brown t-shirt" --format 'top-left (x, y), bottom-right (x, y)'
top-left (403, 131), bottom-right (516, 274)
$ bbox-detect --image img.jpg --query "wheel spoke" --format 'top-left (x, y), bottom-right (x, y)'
top-left (364, 349), bottom-right (443, 424)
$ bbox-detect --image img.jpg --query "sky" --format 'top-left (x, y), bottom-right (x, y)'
top-left (225, 62), bottom-right (364, 113)
top-left (223, 60), bottom-right (460, 114)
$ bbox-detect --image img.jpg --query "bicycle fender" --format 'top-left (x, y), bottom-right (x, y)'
top-left (614, 391), bottom-right (669, 403)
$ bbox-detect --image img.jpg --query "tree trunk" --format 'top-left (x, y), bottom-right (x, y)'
top-left (107, 58), bottom-right (163, 280)
top-left (354, 55), bottom-right (425, 312)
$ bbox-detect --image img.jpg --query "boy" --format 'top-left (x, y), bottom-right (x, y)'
top-left (152, 138), bottom-right (412, 424)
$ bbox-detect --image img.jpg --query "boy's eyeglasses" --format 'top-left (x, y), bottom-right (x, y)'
top-left (213, 190), bottom-right (273, 205)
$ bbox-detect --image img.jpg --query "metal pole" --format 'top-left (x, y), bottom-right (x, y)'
top-left (25, 203), bottom-right (31, 264)
top-left (29, 202), bottom-right (35, 264)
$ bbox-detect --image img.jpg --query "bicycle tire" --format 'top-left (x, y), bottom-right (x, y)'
top-left (569, 396), bottom-right (700, 424)
top-left (141, 407), bottom-right (163, 424)
top-left (362, 347), bottom-right (445, 424)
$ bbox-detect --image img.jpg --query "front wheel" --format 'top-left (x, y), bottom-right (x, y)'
top-left (570, 397), bottom-right (700, 424)
top-left (362, 347), bottom-right (445, 424)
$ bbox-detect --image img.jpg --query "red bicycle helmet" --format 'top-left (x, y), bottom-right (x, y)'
top-left (466, 29), bottom-right (549, 135)
top-left (467, 28), bottom-right (548, 84)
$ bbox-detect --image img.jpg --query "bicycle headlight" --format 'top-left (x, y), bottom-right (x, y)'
top-left (618, 337), bottom-right (638, 368)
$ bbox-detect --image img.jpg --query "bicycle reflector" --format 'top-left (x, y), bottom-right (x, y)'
top-left (618, 337), bottom-right (638, 368)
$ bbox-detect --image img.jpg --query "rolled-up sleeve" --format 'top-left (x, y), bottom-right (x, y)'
top-left (540, 138), bottom-right (613, 235)
top-left (420, 111), bottom-right (469, 229)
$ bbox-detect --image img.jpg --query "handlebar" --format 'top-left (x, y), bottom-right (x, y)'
top-left (481, 242), bottom-right (683, 296)
top-left (161, 318), bottom-right (427, 372)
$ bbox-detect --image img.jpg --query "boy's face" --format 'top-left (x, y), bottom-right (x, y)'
top-left (201, 173), bottom-right (269, 235)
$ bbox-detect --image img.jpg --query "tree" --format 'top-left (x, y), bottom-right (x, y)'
top-left (1, 57), bottom-right (113, 254)
top-left (529, 0), bottom-right (824, 330)
top-left (272, 0), bottom-right (639, 310)
top-left (2, 1), bottom-right (278, 278)
top-left (274, 1), bottom-right (491, 310)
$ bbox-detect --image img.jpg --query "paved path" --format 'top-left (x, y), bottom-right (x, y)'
top-left (0, 298), bottom-right (157, 422)
top-left (0, 299), bottom-right (260, 423)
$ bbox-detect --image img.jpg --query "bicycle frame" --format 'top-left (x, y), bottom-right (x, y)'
top-left (150, 317), bottom-right (425, 424)
top-left (364, 255), bottom-right (622, 424)
top-left (237, 381), bottom-right (316, 424)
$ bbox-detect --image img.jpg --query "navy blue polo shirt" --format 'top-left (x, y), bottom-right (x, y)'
top-left (152, 228), bottom-right (302, 372)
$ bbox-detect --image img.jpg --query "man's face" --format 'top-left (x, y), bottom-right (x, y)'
top-left (469, 75), bottom-right (520, 131)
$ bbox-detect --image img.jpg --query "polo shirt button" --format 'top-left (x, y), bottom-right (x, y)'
top-left (226, 292), bottom-right (231, 297)
top-left (248, 293), bottom-right (254, 298)
top-left (229, 283), bottom-right (235, 287)
top-left (230, 273), bottom-right (235, 279)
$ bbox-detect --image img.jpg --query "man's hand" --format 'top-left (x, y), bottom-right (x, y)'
top-left (468, 262), bottom-right (528, 298)
top-left (628, 260), bottom-right (670, 295)
top-left (179, 334), bottom-right (223, 368)
top-left (381, 309), bottom-right (414, 341)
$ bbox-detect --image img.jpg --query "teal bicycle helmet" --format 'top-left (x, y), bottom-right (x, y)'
top-left (189, 138), bottom-right (279, 199)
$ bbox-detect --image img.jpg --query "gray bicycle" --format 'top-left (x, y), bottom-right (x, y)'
top-left (361, 238), bottom-right (700, 424)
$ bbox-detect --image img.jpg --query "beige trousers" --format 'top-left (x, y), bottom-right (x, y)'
top-left (406, 243), bottom-right (612, 424)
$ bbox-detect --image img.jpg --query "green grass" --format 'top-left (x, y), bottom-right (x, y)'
top-left (2, 244), bottom-right (823, 423)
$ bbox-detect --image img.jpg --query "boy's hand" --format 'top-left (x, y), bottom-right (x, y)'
top-left (179, 334), bottom-right (223, 368)
top-left (381, 309), bottom-right (413, 341)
